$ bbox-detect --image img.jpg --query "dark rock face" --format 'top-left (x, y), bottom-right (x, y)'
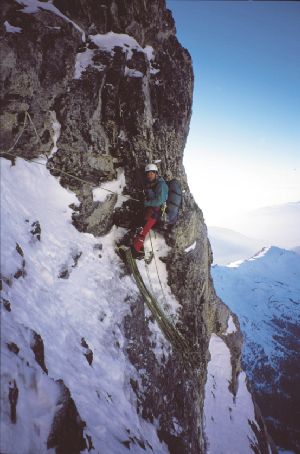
top-left (47, 380), bottom-right (87, 453)
top-left (8, 380), bottom-right (19, 424)
top-left (30, 220), bottom-right (41, 241)
top-left (30, 330), bottom-right (48, 374)
top-left (1, 1), bottom-right (271, 452)
top-left (7, 342), bottom-right (20, 355)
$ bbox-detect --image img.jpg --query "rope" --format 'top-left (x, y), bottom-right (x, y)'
top-left (1, 150), bottom-right (140, 201)
top-left (26, 111), bottom-right (44, 147)
top-left (1, 109), bottom-right (140, 202)
top-left (125, 248), bottom-right (193, 366)
top-left (7, 111), bottom-right (28, 154)
top-left (141, 236), bottom-right (204, 368)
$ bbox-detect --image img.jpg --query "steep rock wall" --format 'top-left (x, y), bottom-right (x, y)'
top-left (1, 1), bottom-right (271, 453)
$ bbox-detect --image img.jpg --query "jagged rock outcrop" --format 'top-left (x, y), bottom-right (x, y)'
top-left (47, 379), bottom-right (87, 454)
top-left (1, 1), bottom-right (272, 453)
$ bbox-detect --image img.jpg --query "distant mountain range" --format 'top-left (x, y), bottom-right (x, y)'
top-left (234, 201), bottom-right (300, 249)
top-left (212, 246), bottom-right (300, 453)
top-left (208, 201), bottom-right (300, 265)
top-left (208, 226), bottom-right (264, 265)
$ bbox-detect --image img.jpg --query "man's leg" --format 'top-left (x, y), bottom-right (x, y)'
top-left (133, 208), bottom-right (159, 252)
top-left (133, 218), bottom-right (157, 252)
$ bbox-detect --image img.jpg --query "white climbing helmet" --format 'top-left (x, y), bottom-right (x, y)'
top-left (145, 163), bottom-right (158, 173)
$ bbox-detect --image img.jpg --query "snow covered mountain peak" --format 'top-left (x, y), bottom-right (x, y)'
top-left (227, 245), bottom-right (300, 286)
top-left (248, 245), bottom-right (295, 262)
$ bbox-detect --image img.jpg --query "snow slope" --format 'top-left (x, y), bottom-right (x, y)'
top-left (212, 247), bottom-right (300, 453)
top-left (208, 226), bottom-right (264, 265)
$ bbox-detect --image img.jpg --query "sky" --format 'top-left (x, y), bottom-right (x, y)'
top-left (166, 0), bottom-right (300, 228)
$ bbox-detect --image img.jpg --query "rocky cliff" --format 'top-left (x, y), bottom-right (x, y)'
top-left (1, 1), bottom-right (273, 453)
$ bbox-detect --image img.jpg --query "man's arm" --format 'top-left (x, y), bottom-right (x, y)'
top-left (144, 180), bottom-right (168, 207)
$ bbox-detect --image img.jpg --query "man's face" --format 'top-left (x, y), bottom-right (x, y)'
top-left (146, 171), bottom-right (157, 182)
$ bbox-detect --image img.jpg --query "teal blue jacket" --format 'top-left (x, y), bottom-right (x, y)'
top-left (144, 176), bottom-right (169, 208)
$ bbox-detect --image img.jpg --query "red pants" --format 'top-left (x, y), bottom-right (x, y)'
top-left (133, 207), bottom-right (160, 252)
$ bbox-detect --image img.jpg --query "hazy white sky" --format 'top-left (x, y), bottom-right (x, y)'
top-left (168, 1), bottom-right (300, 227)
top-left (184, 131), bottom-right (300, 227)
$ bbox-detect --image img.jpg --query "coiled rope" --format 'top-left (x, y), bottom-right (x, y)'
top-left (141, 235), bottom-right (206, 368)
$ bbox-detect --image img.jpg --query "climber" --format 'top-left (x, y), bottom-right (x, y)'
top-left (131, 163), bottom-right (168, 259)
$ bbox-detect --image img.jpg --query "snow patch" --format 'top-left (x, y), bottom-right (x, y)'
top-left (118, 130), bottom-right (127, 141)
top-left (74, 49), bottom-right (94, 79)
top-left (124, 67), bottom-right (144, 78)
top-left (74, 32), bottom-right (160, 79)
top-left (92, 168), bottom-right (126, 208)
top-left (227, 259), bottom-right (244, 268)
top-left (15, 0), bottom-right (86, 41)
top-left (4, 21), bottom-right (22, 33)
top-left (171, 417), bottom-right (183, 436)
top-left (225, 315), bottom-right (237, 334)
top-left (185, 241), bottom-right (196, 253)
top-left (74, 49), bottom-right (105, 79)
top-left (49, 111), bottom-right (61, 158)
top-left (90, 32), bottom-right (151, 62)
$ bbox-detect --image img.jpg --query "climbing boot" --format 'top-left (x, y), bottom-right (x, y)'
top-left (131, 246), bottom-right (145, 260)
top-left (135, 226), bottom-right (144, 235)
top-left (132, 232), bottom-right (145, 252)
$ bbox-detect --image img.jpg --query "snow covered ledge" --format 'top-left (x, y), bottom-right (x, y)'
top-left (204, 334), bottom-right (272, 453)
